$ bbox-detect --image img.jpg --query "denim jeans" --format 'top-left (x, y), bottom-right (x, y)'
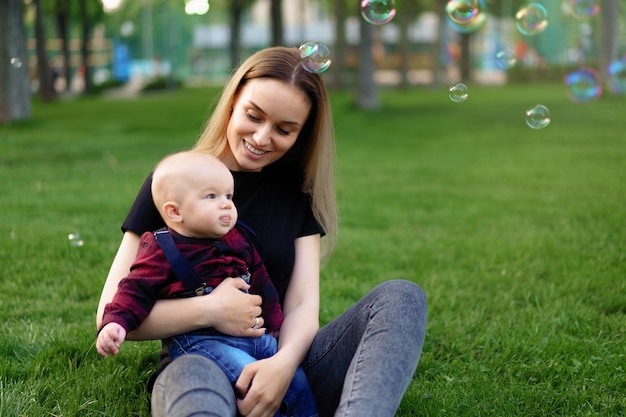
top-left (167, 333), bottom-right (317, 417)
top-left (151, 280), bottom-right (427, 417)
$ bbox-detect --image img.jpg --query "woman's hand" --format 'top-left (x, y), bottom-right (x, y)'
top-left (207, 277), bottom-right (266, 337)
top-left (235, 354), bottom-right (295, 417)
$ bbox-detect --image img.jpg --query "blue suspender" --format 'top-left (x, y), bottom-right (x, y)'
top-left (153, 221), bottom-right (263, 297)
top-left (153, 228), bottom-right (209, 296)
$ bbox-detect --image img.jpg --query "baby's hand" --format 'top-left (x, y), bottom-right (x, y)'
top-left (96, 323), bottom-right (127, 358)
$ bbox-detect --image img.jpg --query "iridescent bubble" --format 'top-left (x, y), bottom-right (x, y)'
top-left (10, 57), bottom-right (22, 68)
top-left (564, 68), bottom-right (602, 102)
top-left (446, 0), bottom-right (486, 33)
top-left (449, 83), bottom-right (468, 103)
top-left (361, 0), bottom-right (396, 25)
top-left (446, 0), bottom-right (480, 24)
top-left (607, 59), bottom-right (626, 95)
top-left (516, 3), bottom-right (548, 36)
top-left (68, 233), bottom-right (84, 247)
top-left (298, 41), bottom-right (318, 59)
top-left (496, 48), bottom-right (517, 70)
top-left (301, 43), bottom-right (332, 74)
top-left (525, 104), bottom-right (551, 129)
top-left (570, 0), bottom-right (599, 20)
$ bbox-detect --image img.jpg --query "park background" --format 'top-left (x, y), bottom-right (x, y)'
top-left (1, 0), bottom-right (626, 416)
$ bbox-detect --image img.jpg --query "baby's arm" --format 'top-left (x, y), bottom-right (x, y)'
top-left (96, 322), bottom-right (127, 358)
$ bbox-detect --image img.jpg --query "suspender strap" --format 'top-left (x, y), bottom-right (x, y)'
top-left (153, 222), bottom-right (265, 296)
top-left (153, 228), bottom-right (208, 296)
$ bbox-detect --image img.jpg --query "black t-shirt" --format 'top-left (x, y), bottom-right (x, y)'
top-left (122, 164), bottom-right (323, 302)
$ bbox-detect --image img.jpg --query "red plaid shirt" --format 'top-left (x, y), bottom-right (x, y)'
top-left (100, 226), bottom-right (283, 334)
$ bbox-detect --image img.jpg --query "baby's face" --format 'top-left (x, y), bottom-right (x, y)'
top-left (176, 165), bottom-right (237, 239)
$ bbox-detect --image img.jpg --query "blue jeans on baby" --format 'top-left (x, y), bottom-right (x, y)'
top-left (167, 332), bottom-right (318, 417)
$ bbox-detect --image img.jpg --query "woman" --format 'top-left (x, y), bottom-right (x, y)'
top-left (97, 46), bottom-right (427, 417)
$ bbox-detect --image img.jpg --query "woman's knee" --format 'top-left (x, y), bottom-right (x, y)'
top-left (374, 280), bottom-right (427, 312)
top-left (372, 280), bottom-right (428, 335)
top-left (152, 354), bottom-right (236, 417)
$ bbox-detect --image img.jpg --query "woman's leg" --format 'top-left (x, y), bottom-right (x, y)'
top-left (151, 354), bottom-right (237, 417)
top-left (303, 280), bottom-right (427, 417)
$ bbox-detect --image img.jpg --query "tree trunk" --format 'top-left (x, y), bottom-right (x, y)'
top-left (230, 0), bottom-right (243, 69)
top-left (78, 0), bottom-right (92, 95)
top-left (55, 0), bottom-right (71, 92)
top-left (600, 0), bottom-right (619, 80)
top-left (357, 10), bottom-right (380, 110)
top-left (330, 0), bottom-right (346, 89)
top-left (431, 0), bottom-right (446, 86)
top-left (459, 32), bottom-right (471, 82)
top-left (398, 2), bottom-right (413, 89)
top-left (0, 0), bottom-right (31, 123)
top-left (34, 0), bottom-right (57, 101)
top-left (270, 0), bottom-right (283, 46)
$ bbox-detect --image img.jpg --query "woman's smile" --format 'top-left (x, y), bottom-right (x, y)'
top-left (244, 140), bottom-right (268, 156)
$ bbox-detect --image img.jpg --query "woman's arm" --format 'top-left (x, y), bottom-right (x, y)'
top-left (97, 231), bottom-right (265, 341)
top-left (275, 233), bottom-right (320, 366)
top-left (236, 234), bottom-right (320, 416)
top-left (96, 231), bottom-right (142, 330)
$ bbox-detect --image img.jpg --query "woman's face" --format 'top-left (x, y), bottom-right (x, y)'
top-left (223, 78), bottom-right (311, 172)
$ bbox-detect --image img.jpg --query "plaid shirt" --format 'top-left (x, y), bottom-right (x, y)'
top-left (100, 226), bottom-right (283, 334)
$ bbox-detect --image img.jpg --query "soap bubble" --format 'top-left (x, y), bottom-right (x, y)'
top-left (496, 48), bottom-right (517, 70)
top-left (446, 0), bottom-right (480, 24)
top-left (449, 83), bottom-right (468, 103)
top-left (564, 68), bottom-right (602, 102)
top-left (68, 233), bottom-right (84, 247)
top-left (10, 57), bottom-right (22, 68)
top-left (446, 0), bottom-right (486, 33)
top-left (570, 0), bottom-right (599, 20)
top-left (361, 0), bottom-right (396, 25)
top-left (525, 104), bottom-right (551, 129)
top-left (607, 59), bottom-right (626, 95)
top-left (298, 41), bottom-right (318, 59)
top-left (516, 3), bottom-right (548, 36)
top-left (300, 42), bottom-right (332, 74)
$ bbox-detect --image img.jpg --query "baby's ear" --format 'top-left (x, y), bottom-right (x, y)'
top-left (162, 202), bottom-right (183, 223)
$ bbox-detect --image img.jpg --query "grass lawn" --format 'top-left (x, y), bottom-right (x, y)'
top-left (1, 81), bottom-right (624, 416)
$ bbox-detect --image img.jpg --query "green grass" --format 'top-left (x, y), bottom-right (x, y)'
top-left (1, 82), bottom-right (625, 416)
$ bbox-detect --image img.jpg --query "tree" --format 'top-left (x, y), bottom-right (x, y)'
top-left (78, 0), bottom-right (92, 94)
top-left (357, 6), bottom-right (380, 110)
top-left (53, 0), bottom-right (72, 92)
top-left (0, 0), bottom-right (31, 123)
top-left (270, 0), bottom-right (283, 46)
top-left (227, 0), bottom-right (258, 68)
top-left (458, 32), bottom-right (471, 82)
top-left (76, 0), bottom-right (103, 95)
top-left (431, 0), bottom-right (446, 86)
top-left (229, 0), bottom-right (245, 69)
top-left (600, 0), bottom-right (619, 80)
top-left (397, 0), bottom-right (419, 89)
top-left (33, 0), bottom-right (57, 101)
top-left (330, 0), bottom-right (347, 89)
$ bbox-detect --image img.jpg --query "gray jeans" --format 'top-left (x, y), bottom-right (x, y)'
top-left (151, 280), bottom-right (427, 417)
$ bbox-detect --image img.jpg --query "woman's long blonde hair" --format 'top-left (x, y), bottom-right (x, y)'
top-left (193, 46), bottom-right (337, 257)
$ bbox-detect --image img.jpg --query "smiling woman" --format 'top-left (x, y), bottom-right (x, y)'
top-left (96, 46), bottom-right (427, 417)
